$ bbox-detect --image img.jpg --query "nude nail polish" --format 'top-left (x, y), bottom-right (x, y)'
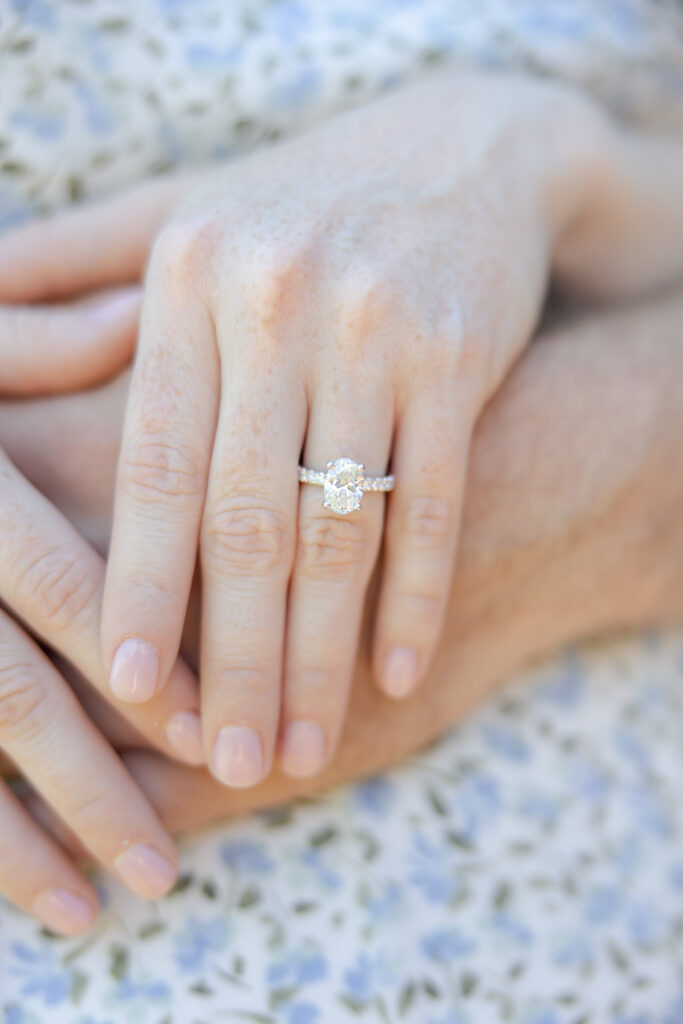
top-left (383, 646), bottom-right (418, 698)
top-left (114, 843), bottom-right (176, 899)
top-left (33, 889), bottom-right (95, 935)
top-left (109, 638), bottom-right (159, 702)
top-left (165, 711), bottom-right (205, 765)
top-left (212, 726), bottom-right (264, 787)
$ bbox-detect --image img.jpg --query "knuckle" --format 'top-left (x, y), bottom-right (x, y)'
top-left (221, 665), bottom-right (273, 703)
top-left (431, 306), bottom-right (488, 384)
top-left (298, 514), bottom-right (370, 578)
top-left (290, 665), bottom-right (337, 701)
top-left (399, 496), bottom-right (454, 549)
top-left (66, 781), bottom-right (117, 833)
top-left (239, 241), bottom-right (310, 334)
top-left (14, 545), bottom-right (98, 633)
top-left (120, 432), bottom-right (206, 507)
top-left (396, 589), bottom-right (444, 625)
top-left (0, 659), bottom-right (46, 741)
top-left (336, 270), bottom-right (397, 359)
top-left (151, 217), bottom-right (217, 287)
top-left (203, 498), bottom-right (292, 576)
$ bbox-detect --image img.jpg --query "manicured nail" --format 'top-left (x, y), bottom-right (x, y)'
top-left (165, 711), bottom-right (205, 765)
top-left (212, 726), bottom-right (263, 787)
top-left (109, 638), bottom-right (159, 703)
top-left (383, 646), bottom-right (418, 698)
top-left (280, 721), bottom-right (327, 778)
top-left (86, 286), bottom-right (141, 322)
top-left (114, 843), bottom-right (176, 899)
top-left (33, 888), bottom-right (95, 935)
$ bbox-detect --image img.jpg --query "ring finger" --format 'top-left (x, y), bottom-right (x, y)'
top-left (279, 382), bottom-right (393, 777)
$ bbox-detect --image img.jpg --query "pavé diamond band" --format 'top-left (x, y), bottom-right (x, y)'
top-left (298, 456), bottom-right (395, 515)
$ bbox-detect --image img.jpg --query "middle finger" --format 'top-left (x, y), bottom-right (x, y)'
top-left (200, 369), bottom-right (305, 787)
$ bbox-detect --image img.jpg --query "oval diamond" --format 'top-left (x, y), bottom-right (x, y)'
top-left (323, 457), bottom-right (364, 515)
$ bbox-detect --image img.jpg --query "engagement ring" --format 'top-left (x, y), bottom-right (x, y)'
top-left (298, 456), bottom-right (394, 515)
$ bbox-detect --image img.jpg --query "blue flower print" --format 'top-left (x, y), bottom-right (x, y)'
top-left (221, 839), bottom-right (275, 874)
top-left (625, 901), bottom-right (667, 947)
top-left (481, 724), bottom-right (530, 762)
top-left (299, 849), bottom-right (342, 892)
top-left (364, 881), bottom-right (404, 924)
top-left (268, 948), bottom-right (328, 989)
top-left (565, 753), bottom-right (610, 805)
top-left (8, 0), bottom-right (55, 29)
top-left (9, 110), bottom-right (64, 142)
top-left (520, 1010), bottom-right (561, 1024)
top-left (342, 951), bottom-right (394, 1004)
top-left (584, 884), bottom-right (622, 925)
top-left (663, 992), bottom-right (683, 1024)
top-left (9, 942), bottom-right (72, 1007)
top-left (551, 930), bottom-right (595, 970)
top-left (174, 914), bottom-right (230, 972)
top-left (625, 781), bottom-right (672, 839)
top-left (421, 928), bottom-right (476, 963)
top-left (455, 771), bottom-right (502, 841)
top-left (669, 860), bottom-right (683, 890)
top-left (354, 776), bottom-right (396, 817)
top-left (278, 1003), bottom-right (321, 1024)
top-left (487, 911), bottom-right (534, 948)
top-left (114, 978), bottom-right (171, 1000)
top-left (539, 660), bottom-right (584, 707)
top-left (427, 1013), bottom-right (468, 1024)
top-left (517, 789), bottom-right (559, 829)
top-left (408, 833), bottom-right (462, 903)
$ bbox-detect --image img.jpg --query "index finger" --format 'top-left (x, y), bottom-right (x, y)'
top-left (0, 447), bottom-right (205, 765)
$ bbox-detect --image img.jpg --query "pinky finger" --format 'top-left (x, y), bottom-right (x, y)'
top-left (0, 778), bottom-right (98, 935)
top-left (372, 399), bottom-right (472, 699)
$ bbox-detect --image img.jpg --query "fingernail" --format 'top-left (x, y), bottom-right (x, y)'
top-left (383, 646), bottom-right (418, 698)
top-left (86, 286), bottom-right (141, 322)
top-left (114, 843), bottom-right (176, 899)
top-left (165, 711), bottom-right (205, 765)
top-left (212, 726), bottom-right (264, 787)
top-left (33, 888), bottom-right (95, 935)
top-left (280, 720), bottom-right (327, 778)
top-left (110, 638), bottom-right (159, 703)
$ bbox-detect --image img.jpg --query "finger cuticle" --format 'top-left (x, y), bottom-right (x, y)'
top-left (212, 725), bottom-right (264, 788)
top-left (382, 646), bottom-right (418, 699)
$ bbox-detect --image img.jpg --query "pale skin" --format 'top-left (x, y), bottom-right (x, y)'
top-left (1, 70), bottom-right (683, 933)
top-left (5, 71), bottom-right (683, 794)
top-left (3, 291), bottom-right (683, 852)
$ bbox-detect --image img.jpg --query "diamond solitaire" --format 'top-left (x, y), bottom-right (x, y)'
top-left (298, 456), bottom-right (395, 515)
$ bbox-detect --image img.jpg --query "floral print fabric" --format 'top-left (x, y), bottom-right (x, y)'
top-left (1, 1), bottom-right (683, 1021)
top-left (4, 634), bottom-right (683, 1022)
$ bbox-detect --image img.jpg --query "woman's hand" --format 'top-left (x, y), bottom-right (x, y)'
top-left (8, 290), bottom-right (683, 844)
top-left (99, 73), bottom-right (601, 788)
